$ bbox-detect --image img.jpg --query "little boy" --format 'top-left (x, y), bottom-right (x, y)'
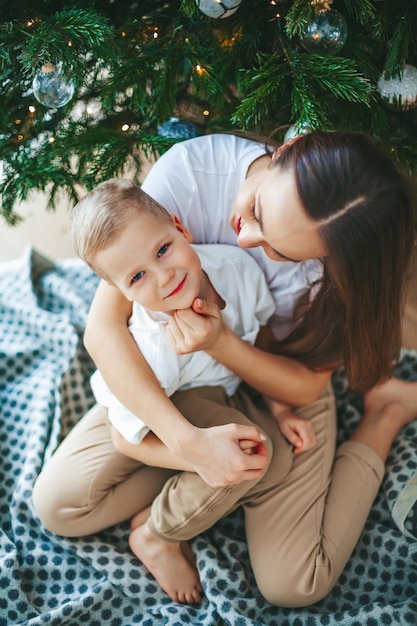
top-left (71, 179), bottom-right (315, 604)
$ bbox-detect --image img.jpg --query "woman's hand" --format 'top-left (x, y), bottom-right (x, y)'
top-left (178, 422), bottom-right (269, 487)
top-left (166, 298), bottom-right (225, 354)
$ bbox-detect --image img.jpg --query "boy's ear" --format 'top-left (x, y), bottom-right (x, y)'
top-left (171, 214), bottom-right (194, 243)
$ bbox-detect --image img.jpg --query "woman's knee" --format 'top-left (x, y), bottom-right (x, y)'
top-left (256, 570), bottom-right (335, 608)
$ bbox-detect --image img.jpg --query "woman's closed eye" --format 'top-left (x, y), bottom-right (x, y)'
top-left (248, 204), bottom-right (257, 221)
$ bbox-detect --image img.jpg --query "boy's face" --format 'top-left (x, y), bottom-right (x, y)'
top-left (94, 213), bottom-right (202, 314)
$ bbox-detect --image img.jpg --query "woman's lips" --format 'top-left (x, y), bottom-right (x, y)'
top-left (167, 275), bottom-right (187, 298)
top-left (236, 216), bottom-right (242, 234)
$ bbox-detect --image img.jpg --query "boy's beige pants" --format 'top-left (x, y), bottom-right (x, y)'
top-left (33, 383), bottom-right (384, 608)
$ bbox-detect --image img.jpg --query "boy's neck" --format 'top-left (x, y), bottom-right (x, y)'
top-left (200, 270), bottom-right (225, 310)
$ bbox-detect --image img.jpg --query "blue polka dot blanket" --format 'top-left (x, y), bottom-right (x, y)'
top-left (1, 247), bottom-right (417, 626)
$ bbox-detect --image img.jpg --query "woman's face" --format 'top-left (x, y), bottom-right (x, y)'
top-left (230, 163), bottom-right (327, 263)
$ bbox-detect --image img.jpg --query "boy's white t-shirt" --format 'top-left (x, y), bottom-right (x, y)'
top-left (141, 133), bottom-right (322, 341)
top-left (91, 244), bottom-right (275, 444)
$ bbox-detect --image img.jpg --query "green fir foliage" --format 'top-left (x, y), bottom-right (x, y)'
top-left (0, 0), bottom-right (416, 224)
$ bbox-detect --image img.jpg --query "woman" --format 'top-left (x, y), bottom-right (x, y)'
top-left (33, 130), bottom-right (417, 607)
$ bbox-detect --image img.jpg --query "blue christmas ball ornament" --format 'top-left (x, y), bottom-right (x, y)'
top-left (157, 117), bottom-right (199, 140)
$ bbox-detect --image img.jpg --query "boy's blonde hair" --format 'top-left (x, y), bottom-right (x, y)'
top-left (71, 178), bottom-right (171, 273)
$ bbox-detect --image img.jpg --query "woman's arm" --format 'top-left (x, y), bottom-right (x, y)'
top-left (84, 281), bottom-right (268, 487)
top-left (167, 298), bottom-right (332, 406)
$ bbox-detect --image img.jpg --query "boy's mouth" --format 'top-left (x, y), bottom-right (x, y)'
top-left (167, 275), bottom-right (187, 298)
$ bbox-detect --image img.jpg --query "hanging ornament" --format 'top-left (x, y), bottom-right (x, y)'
top-left (32, 63), bottom-right (75, 109)
top-left (195, 0), bottom-right (241, 19)
top-left (300, 1), bottom-right (348, 56)
top-left (157, 117), bottom-right (199, 140)
top-left (284, 122), bottom-right (311, 142)
top-left (377, 65), bottom-right (417, 111)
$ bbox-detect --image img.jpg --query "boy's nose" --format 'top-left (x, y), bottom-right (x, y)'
top-left (157, 267), bottom-right (175, 287)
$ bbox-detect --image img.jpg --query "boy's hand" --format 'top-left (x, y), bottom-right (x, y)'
top-left (267, 399), bottom-right (316, 455)
top-left (277, 412), bottom-right (316, 455)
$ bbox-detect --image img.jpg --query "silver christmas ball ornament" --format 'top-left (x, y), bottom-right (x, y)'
top-left (300, 6), bottom-right (348, 55)
top-left (32, 63), bottom-right (75, 109)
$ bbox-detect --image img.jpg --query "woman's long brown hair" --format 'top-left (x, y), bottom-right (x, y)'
top-left (272, 130), bottom-right (415, 394)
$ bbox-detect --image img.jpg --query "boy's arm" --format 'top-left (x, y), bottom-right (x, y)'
top-left (111, 427), bottom-right (267, 470)
top-left (111, 427), bottom-right (194, 471)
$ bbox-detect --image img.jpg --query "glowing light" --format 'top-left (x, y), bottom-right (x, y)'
top-left (17, 134), bottom-right (24, 141)
top-left (203, 109), bottom-right (210, 116)
top-left (121, 31), bottom-right (126, 37)
top-left (153, 27), bottom-right (159, 39)
top-left (28, 105), bottom-right (36, 113)
top-left (15, 119), bottom-right (21, 125)
top-left (121, 123), bottom-right (130, 132)
top-left (48, 136), bottom-right (55, 143)
top-left (67, 40), bottom-right (73, 47)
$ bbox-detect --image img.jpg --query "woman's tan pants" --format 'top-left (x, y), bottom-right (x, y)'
top-left (32, 383), bottom-right (384, 607)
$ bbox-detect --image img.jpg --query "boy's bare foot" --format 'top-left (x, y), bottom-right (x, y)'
top-left (128, 516), bottom-right (203, 604)
top-left (130, 506), bottom-right (150, 531)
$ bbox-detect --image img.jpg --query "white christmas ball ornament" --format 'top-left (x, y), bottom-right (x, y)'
top-left (196, 0), bottom-right (241, 19)
top-left (377, 64), bottom-right (417, 111)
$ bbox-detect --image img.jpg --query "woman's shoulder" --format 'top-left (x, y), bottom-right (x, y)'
top-left (153, 133), bottom-right (266, 171)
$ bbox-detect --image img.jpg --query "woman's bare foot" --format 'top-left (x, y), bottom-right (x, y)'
top-left (364, 378), bottom-right (417, 428)
top-left (128, 514), bottom-right (203, 604)
top-left (350, 378), bottom-right (417, 462)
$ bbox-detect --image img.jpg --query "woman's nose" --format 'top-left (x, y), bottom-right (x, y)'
top-left (237, 220), bottom-right (261, 249)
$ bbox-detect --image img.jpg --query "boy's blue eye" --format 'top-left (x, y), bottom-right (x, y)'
top-left (157, 243), bottom-right (169, 257)
top-left (131, 271), bottom-right (144, 284)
